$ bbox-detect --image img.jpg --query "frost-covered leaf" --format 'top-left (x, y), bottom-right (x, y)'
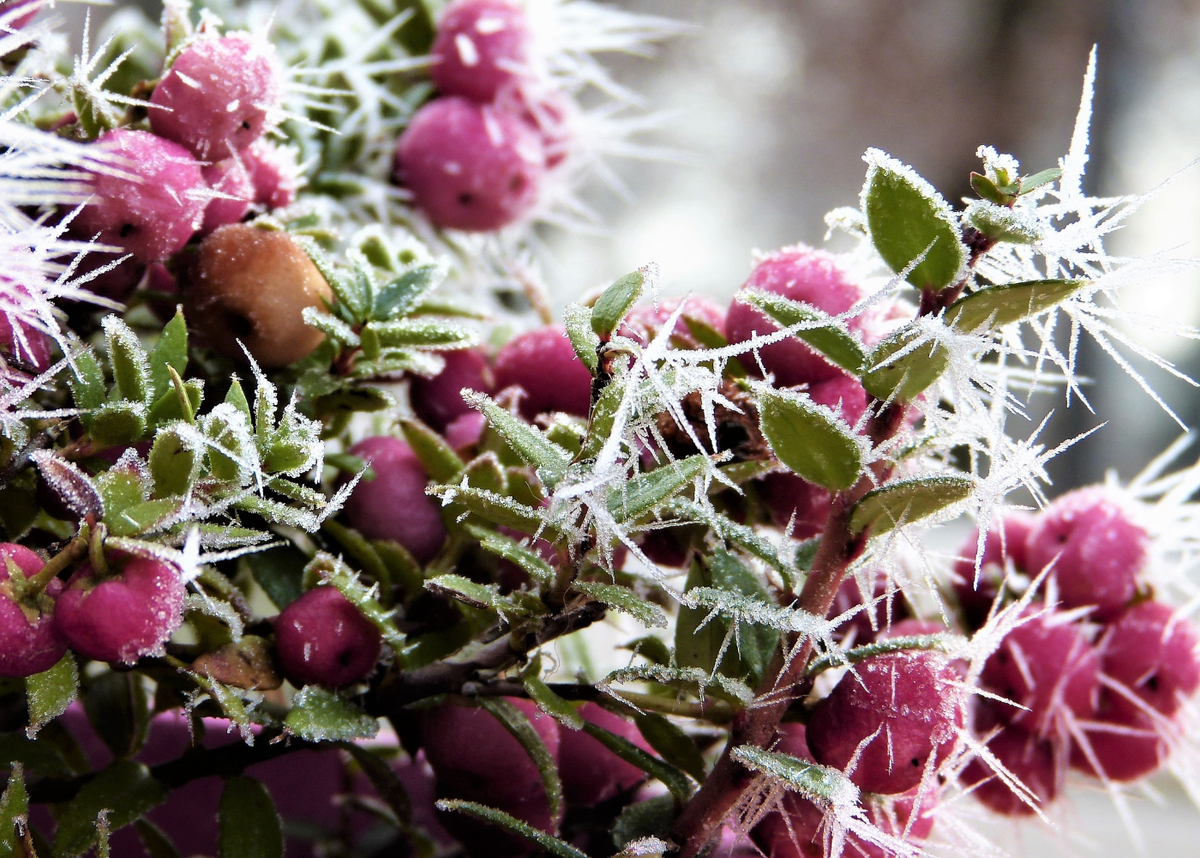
top-left (310, 553), bottom-right (403, 648)
top-left (435, 800), bottom-right (587, 858)
top-left (611, 796), bottom-right (675, 853)
top-left (103, 316), bottom-right (151, 408)
top-left (466, 523), bottom-right (554, 583)
top-left (522, 666), bottom-right (585, 730)
top-left (861, 324), bottom-right (949, 402)
top-left (574, 581), bottom-right (667, 629)
top-left (368, 318), bottom-right (474, 350)
top-left (592, 270), bottom-right (649, 339)
top-left (430, 483), bottom-right (551, 534)
top-left (467, 392), bottom-right (572, 488)
top-left (0, 763), bottom-right (28, 858)
top-left (671, 500), bottom-right (787, 574)
top-left (478, 697), bottom-right (564, 823)
top-left (147, 311), bottom-right (188, 405)
top-left (89, 400), bottom-right (148, 447)
top-left (303, 308), bottom-right (360, 347)
top-left (806, 632), bottom-right (963, 677)
top-left (601, 664), bottom-right (754, 705)
top-left (149, 428), bottom-right (199, 498)
top-left (608, 456), bottom-right (708, 523)
top-left (564, 303), bottom-right (601, 374)
top-left (25, 654), bottom-right (78, 738)
top-left (373, 261), bottom-right (447, 320)
top-left (633, 712), bottom-right (706, 782)
top-left (740, 290), bottom-right (865, 374)
top-left (757, 387), bottom-right (862, 491)
top-left (578, 718), bottom-right (693, 800)
top-left (30, 451), bottom-right (103, 521)
top-left (965, 200), bottom-right (1041, 244)
top-left (285, 686), bottom-right (378, 741)
top-left (946, 278), bottom-right (1088, 332)
top-left (863, 149), bottom-right (966, 290)
top-left (849, 474), bottom-right (975, 536)
top-left (147, 377), bottom-right (202, 429)
top-left (69, 349), bottom-right (106, 412)
top-left (218, 777), bottom-right (283, 858)
top-left (425, 574), bottom-right (546, 619)
top-left (732, 745), bottom-right (858, 806)
top-left (53, 760), bottom-right (169, 857)
top-left (400, 418), bottom-right (464, 483)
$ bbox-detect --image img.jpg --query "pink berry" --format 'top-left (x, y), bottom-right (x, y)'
top-left (499, 86), bottom-right (575, 170)
top-left (808, 372), bottom-right (869, 429)
top-left (0, 306), bottom-right (52, 373)
top-left (1, 0), bottom-right (38, 30)
top-left (979, 610), bottom-right (1100, 739)
top-left (200, 157), bottom-right (254, 234)
top-left (1100, 601), bottom-right (1200, 717)
top-left (274, 586), bottom-right (382, 688)
top-left (807, 651), bottom-right (963, 795)
top-left (726, 247), bottom-right (864, 387)
top-left (430, 0), bottom-right (534, 103)
top-left (826, 573), bottom-right (913, 644)
top-left (636, 528), bottom-right (692, 568)
top-left (1070, 695), bottom-right (1170, 782)
top-left (395, 97), bottom-right (545, 232)
top-left (341, 436), bottom-right (447, 564)
top-left (0, 544), bottom-right (67, 677)
top-left (961, 728), bottom-right (1059, 816)
top-left (242, 138), bottom-right (299, 209)
top-left (411, 348), bottom-right (494, 431)
top-left (620, 295), bottom-right (728, 347)
top-left (1024, 487), bottom-right (1147, 619)
top-left (72, 130), bottom-right (206, 262)
top-left (55, 553), bottom-right (185, 664)
top-left (444, 411), bottom-right (487, 451)
top-left (559, 703), bottom-right (648, 806)
top-left (492, 325), bottom-right (592, 419)
top-left (150, 33), bottom-right (285, 161)
top-left (759, 473), bottom-right (831, 536)
top-left (951, 513), bottom-right (1036, 630)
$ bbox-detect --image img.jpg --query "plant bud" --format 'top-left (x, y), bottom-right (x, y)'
top-left (430, 0), bottom-right (534, 103)
top-left (274, 586), bottom-right (382, 688)
top-left (0, 543), bottom-right (67, 677)
top-left (493, 325), bottom-right (592, 419)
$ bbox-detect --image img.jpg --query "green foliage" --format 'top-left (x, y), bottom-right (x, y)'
top-left (757, 386), bottom-right (863, 490)
top-left (218, 777), bottom-right (283, 858)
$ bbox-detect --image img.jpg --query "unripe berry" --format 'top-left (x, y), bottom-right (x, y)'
top-left (558, 703), bottom-right (648, 806)
top-left (1024, 487), bottom-right (1147, 619)
top-left (274, 586), bottom-right (382, 688)
top-left (72, 130), bottom-right (206, 262)
top-left (726, 247), bottom-right (864, 387)
top-left (1070, 694), bottom-right (1169, 782)
top-left (242, 138), bottom-right (299, 210)
top-left (55, 554), bottom-right (185, 664)
top-left (430, 0), bottom-right (534, 103)
top-left (200, 157), bottom-right (254, 234)
top-left (184, 224), bottom-right (333, 368)
top-left (979, 610), bottom-right (1100, 738)
top-left (0, 306), bottom-right (52, 373)
top-left (150, 33), bottom-right (285, 161)
top-left (951, 513), bottom-right (1036, 631)
top-left (807, 651), bottom-right (963, 795)
top-left (961, 728), bottom-right (1059, 816)
top-left (0, 544), bottom-right (67, 677)
top-left (410, 348), bottom-right (494, 432)
top-left (341, 436), bottom-right (447, 564)
top-left (493, 325), bottom-right (592, 419)
top-left (1100, 600), bottom-right (1200, 717)
top-left (395, 97), bottom-right (545, 232)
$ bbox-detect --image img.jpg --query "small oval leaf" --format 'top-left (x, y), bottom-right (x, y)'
top-left (848, 474), bottom-right (975, 536)
top-left (860, 325), bottom-right (949, 403)
top-left (740, 290), bottom-right (866, 375)
top-left (946, 278), bottom-right (1088, 332)
top-left (218, 776), bottom-right (283, 858)
top-left (757, 387), bottom-right (862, 491)
top-left (591, 269), bottom-right (648, 339)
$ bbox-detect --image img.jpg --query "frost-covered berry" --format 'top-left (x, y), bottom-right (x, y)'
top-left (200, 157), bottom-right (253, 234)
top-left (1100, 601), bottom-right (1200, 717)
top-left (826, 573), bottom-right (913, 644)
top-left (1, 0), bottom-right (38, 31)
top-left (149, 33), bottom-right (285, 161)
top-left (1024, 487), bottom-right (1147, 619)
top-left (184, 224), bottom-right (333, 367)
top-left (961, 728), bottom-right (1059, 816)
top-left (620, 295), bottom-right (727, 347)
top-left (395, 97), bottom-right (545, 232)
top-left (72, 130), bottom-right (205, 262)
top-left (242, 138), bottom-right (299, 210)
top-left (55, 553), bottom-right (185, 664)
top-left (807, 651), bottom-right (963, 795)
top-left (559, 703), bottom-right (648, 806)
top-left (493, 325), bottom-right (592, 419)
top-left (341, 436), bottom-right (447, 563)
top-left (759, 473), bottom-right (831, 536)
top-left (0, 306), bottom-right (51, 373)
top-left (951, 512), bottom-right (1036, 631)
top-left (726, 247), bottom-right (864, 387)
top-left (274, 586), bottom-right (382, 688)
top-left (411, 348), bottom-right (494, 431)
top-left (980, 610), bottom-right (1099, 739)
top-left (809, 372), bottom-right (869, 429)
top-left (0, 544), bottom-right (67, 677)
top-left (430, 0), bottom-right (534, 103)
top-left (1070, 695), bottom-right (1170, 782)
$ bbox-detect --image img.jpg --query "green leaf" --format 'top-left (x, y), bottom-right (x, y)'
top-left (969, 171), bottom-right (1011, 206)
top-left (285, 686), bottom-right (378, 742)
top-left (429, 484), bottom-right (550, 535)
top-left (563, 303), bottom-right (600, 374)
top-left (0, 763), bottom-right (28, 858)
top-left (740, 290), bottom-right (866, 375)
top-left (147, 378), bottom-right (202, 429)
top-left (308, 553), bottom-right (404, 648)
top-left (863, 150), bottom-right (966, 290)
top-left (69, 348), bottom-right (106, 413)
top-left (218, 777), bottom-right (282, 858)
top-left (579, 371), bottom-right (626, 461)
top-left (805, 632), bottom-right (961, 678)
top-left (965, 202), bottom-right (1041, 244)
top-left (573, 581), bottom-right (667, 629)
top-left (296, 239), bottom-right (364, 321)
top-left (849, 473), bottom-right (975, 536)
top-left (578, 719), bottom-right (692, 801)
top-left (373, 262), bottom-right (447, 320)
top-left (731, 745), bottom-right (856, 805)
top-left (946, 279), bottom-right (1088, 332)
top-left (134, 819), bottom-right (181, 858)
top-left (149, 429), bottom-right (198, 498)
top-left (521, 666), bottom-right (585, 730)
top-left (434, 800), bottom-right (586, 858)
top-left (25, 655), bottom-right (78, 738)
top-left (1018, 167), bottom-right (1061, 195)
top-left (591, 270), bottom-right (647, 339)
top-left (611, 795), bottom-right (675, 852)
top-left (103, 316), bottom-right (151, 408)
top-left (622, 635), bottom-right (673, 667)
top-left (52, 760), bottom-right (169, 857)
top-left (0, 733), bottom-right (73, 778)
top-left (368, 319), bottom-right (474, 349)
top-left (757, 387), bottom-right (862, 491)
top-left (97, 468), bottom-right (146, 520)
top-left (860, 324), bottom-right (949, 402)
top-left (89, 400), bottom-right (148, 447)
top-left (478, 697), bottom-right (563, 824)
top-left (467, 393), bottom-right (572, 488)
top-left (425, 574), bottom-right (545, 619)
top-left (399, 418), bottom-right (464, 483)
top-left (83, 670), bottom-right (150, 760)
top-left (607, 456), bottom-right (708, 523)
top-left (633, 712), bottom-right (706, 782)
top-left (147, 311), bottom-right (188, 403)
top-left (321, 519), bottom-right (394, 596)
top-left (244, 544), bottom-right (307, 610)
top-left (465, 523), bottom-right (554, 583)
top-left (312, 386), bottom-right (395, 419)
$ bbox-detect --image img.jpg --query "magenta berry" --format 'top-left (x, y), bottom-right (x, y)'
top-left (274, 586), bottom-right (382, 688)
top-left (200, 157), bottom-right (254, 234)
top-left (826, 573), bottom-right (913, 644)
top-left (726, 246), bottom-right (864, 387)
top-left (149, 33), bottom-right (285, 161)
top-left (1024, 486), bottom-right (1147, 619)
top-left (1070, 696), bottom-right (1170, 783)
top-left (242, 138), bottom-right (299, 209)
top-left (411, 348), bottom-right (494, 431)
top-left (558, 703), bottom-right (648, 806)
top-left (55, 553), bottom-right (185, 664)
top-left (1100, 600), bottom-right (1200, 717)
top-left (0, 543), bottom-right (67, 677)
top-left (443, 411), bottom-right (487, 451)
top-left (807, 650), bottom-right (963, 795)
top-left (341, 436), bottom-right (448, 563)
top-left (759, 473), bottom-right (831, 536)
top-left (430, 0), bottom-right (534, 103)
top-left (808, 372), bottom-right (869, 429)
top-left (72, 130), bottom-right (206, 262)
top-left (492, 325), bottom-right (592, 419)
top-left (620, 295), bottom-right (728, 347)
top-left (952, 513), bottom-right (1036, 630)
top-left (395, 97), bottom-right (545, 232)
top-left (961, 728), bottom-right (1059, 816)
top-left (0, 306), bottom-right (52, 373)
top-left (1, 0), bottom-right (38, 30)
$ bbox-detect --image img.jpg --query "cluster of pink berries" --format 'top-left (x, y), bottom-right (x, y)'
top-left (395, 0), bottom-right (574, 231)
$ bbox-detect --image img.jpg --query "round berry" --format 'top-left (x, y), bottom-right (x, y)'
top-left (961, 728), bottom-right (1059, 816)
top-left (430, 0), bottom-right (534, 103)
top-left (826, 573), bottom-right (913, 644)
top-left (1, 0), bottom-right (38, 31)
top-left (1070, 695), bottom-right (1169, 783)
top-left (1025, 487), bottom-right (1147, 619)
top-left (411, 348), bottom-right (494, 432)
top-left (726, 247), bottom-right (864, 387)
top-left (444, 411), bottom-right (487, 451)
top-left (150, 33), bottom-right (285, 161)
top-left (184, 224), bottom-right (333, 368)
top-left (55, 554), bottom-right (185, 664)
top-left (395, 97), bottom-right (545, 232)
top-left (492, 325), bottom-right (592, 419)
top-left (72, 130), bottom-right (206, 262)
top-left (952, 513), bottom-right (1036, 631)
top-left (0, 544), bottom-right (67, 677)
top-left (274, 586), bottom-right (382, 688)
top-left (558, 703), bottom-right (648, 806)
top-left (242, 138), bottom-right (299, 210)
top-left (1100, 600), bottom-right (1200, 717)
top-left (807, 651), bottom-right (963, 795)
top-left (341, 436), bottom-right (447, 564)
top-left (758, 473), bottom-right (831, 536)
top-left (620, 295), bottom-right (728, 347)
top-left (808, 372), bottom-right (869, 429)
top-left (200, 157), bottom-right (254, 234)
top-left (0, 306), bottom-right (52, 373)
